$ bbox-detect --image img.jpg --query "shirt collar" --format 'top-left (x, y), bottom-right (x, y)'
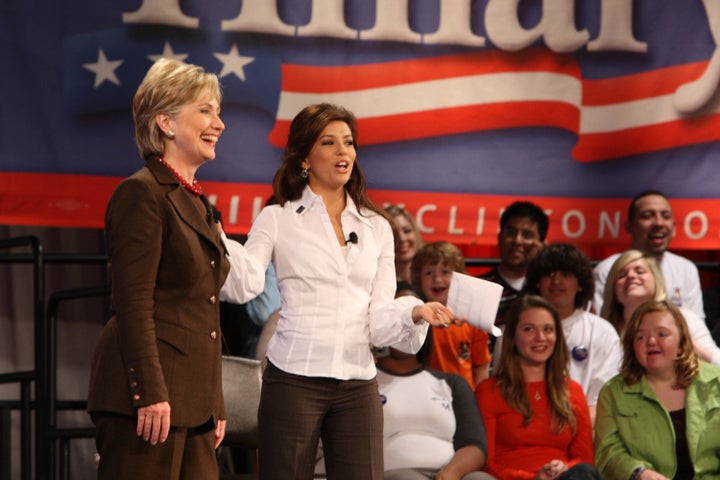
top-left (621, 363), bottom-right (720, 395)
top-left (293, 185), bottom-right (373, 227)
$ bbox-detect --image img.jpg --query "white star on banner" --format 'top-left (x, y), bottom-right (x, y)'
top-left (82, 49), bottom-right (123, 88)
top-left (213, 44), bottom-right (254, 80)
top-left (147, 42), bottom-right (189, 63)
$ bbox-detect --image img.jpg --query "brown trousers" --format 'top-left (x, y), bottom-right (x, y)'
top-left (258, 362), bottom-right (383, 480)
top-left (93, 414), bottom-right (217, 480)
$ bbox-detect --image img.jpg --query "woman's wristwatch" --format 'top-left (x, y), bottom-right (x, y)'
top-left (630, 466), bottom-right (647, 480)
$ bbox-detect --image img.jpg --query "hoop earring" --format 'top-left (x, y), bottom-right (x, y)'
top-left (166, 130), bottom-right (175, 140)
top-left (301, 167), bottom-right (309, 179)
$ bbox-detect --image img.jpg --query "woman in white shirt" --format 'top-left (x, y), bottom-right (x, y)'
top-left (220, 103), bottom-right (456, 480)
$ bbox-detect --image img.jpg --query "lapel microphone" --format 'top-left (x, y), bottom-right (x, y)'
top-left (346, 232), bottom-right (358, 244)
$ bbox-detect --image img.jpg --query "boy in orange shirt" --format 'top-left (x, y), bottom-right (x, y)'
top-left (411, 241), bottom-right (492, 387)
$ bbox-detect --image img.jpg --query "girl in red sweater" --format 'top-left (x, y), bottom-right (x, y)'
top-left (475, 295), bottom-right (600, 480)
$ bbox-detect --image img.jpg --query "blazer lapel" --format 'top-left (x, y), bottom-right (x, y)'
top-left (167, 188), bottom-right (217, 247)
top-left (146, 158), bottom-right (219, 250)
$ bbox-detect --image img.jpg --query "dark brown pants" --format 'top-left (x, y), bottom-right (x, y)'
top-left (258, 362), bottom-right (383, 480)
top-left (93, 414), bottom-right (217, 480)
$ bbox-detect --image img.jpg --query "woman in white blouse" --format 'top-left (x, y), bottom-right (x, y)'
top-left (220, 103), bottom-right (456, 480)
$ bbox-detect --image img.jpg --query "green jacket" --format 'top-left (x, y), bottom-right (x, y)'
top-left (595, 362), bottom-right (720, 480)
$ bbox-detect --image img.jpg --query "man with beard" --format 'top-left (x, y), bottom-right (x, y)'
top-left (593, 190), bottom-right (705, 320)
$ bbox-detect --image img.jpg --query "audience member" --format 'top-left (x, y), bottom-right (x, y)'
top-left (386, 205), bottom-right (424, 285)
top-left (593, 190), bottom-right (704, 320)
top-left (412, 241), bottom-right (492, 387)
top-left (475, 295), bottom-right (600, 480)
top-left (378, 327), bottom-right (493, 480)
top-left (480, 201), bottom-right (548, 329)
top-left (595, 300), bottom-right (720, 480)
top-left (521, 243), bottom-right (622, 424)
top-left (87, 59), bottom-right (229, 478)
top-left (600, 250), bottom-right (720, 365)
top-left (219, 103), bottom-right (458, 479)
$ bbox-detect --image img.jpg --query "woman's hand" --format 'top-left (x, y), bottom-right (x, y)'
top-left (412, 302), bottom-right (462, 327)
top-left (534, 459), bottom-right (568, 480)
top-left (435, 468), bottom-right (461, 480)
top-left (136, 401), bottom-right (171, 445)
top-left (214, 419), bottom-right (226, 448)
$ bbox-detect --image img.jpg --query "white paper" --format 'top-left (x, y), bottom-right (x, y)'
top-left (447, 272), bottom-right (503, 337)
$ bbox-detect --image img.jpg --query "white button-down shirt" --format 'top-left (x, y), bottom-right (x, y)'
top-left (221, 186), bottom-right (427, 380)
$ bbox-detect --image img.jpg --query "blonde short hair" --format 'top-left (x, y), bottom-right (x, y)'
top-left (133, 58), bottom-right (221, 160)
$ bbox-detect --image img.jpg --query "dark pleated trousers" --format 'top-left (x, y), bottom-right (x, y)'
top-left (258, 361), bottom-right (383, 480)
top-left (93, 414), bottom-right (217, 480)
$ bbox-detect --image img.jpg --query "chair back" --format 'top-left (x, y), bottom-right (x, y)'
top-left (221, 355), bottom-right (263, 448)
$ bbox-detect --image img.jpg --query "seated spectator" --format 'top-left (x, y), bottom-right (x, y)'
top-left (600, 249), bottom-right (720, 365)
top-left (475, 295), bottom-right (600, 480)
top-left (386, 205), bottom-right (424, 285)
top-left (521, 243), bottom-right (622, 424)
top-left (593, 190), bottom-right (705, 321)
top-left (412, 241), bottom-right (492, 387)
top-left (595, 300), bottom-right (720, 480)
top-left (378, 328), bottom-right (493, 480)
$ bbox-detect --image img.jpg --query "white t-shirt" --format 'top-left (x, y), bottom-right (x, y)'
top-left (562, 309), bottom-right (622, 406)
top-left (379, 368), bottom-right (457, 471)
top-left (680, 307), bottom-right (720, 365)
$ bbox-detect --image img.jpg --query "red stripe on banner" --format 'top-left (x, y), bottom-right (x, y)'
top-left (271, 102), bottom-right (579, 147)
top-left (582, 61), bottom-right (709, 105)
top-left (269, 50), bottom-right (720, 162)
top-left (358, 102), bottom-right (579, 145)
top-left (280, 49), bottom-right (580, 93)
top-left (4, 173), bottom-right (720, 251)
top-left (572, 113), bottom-right (720, 161)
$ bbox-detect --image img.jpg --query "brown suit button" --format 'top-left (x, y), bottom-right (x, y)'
top-left (128, 368), bottom-right (135, 375)
top-left (131, 381), bottom-right (138, 388)
top-left (210, 331), bottom-right (217, 340)
top-left (209, 295), bottom-right (216, 304)
top-left (133, 394), bottom-right (140, 401)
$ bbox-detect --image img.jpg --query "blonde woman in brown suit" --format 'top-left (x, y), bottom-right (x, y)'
top-left (87, 58), bottom-right (229, 479)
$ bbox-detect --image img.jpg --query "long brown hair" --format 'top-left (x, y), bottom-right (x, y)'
top-left (621, 300), bottom-right (699, 389)
top-left (272, 103), bottom-right (384, 217)
top-left (494, 295), bottom-right (576, 434)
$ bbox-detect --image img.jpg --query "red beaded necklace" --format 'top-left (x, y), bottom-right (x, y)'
top-left (156, 156), bottom-right (203, 196)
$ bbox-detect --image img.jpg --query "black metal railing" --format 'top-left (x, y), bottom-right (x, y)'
top-left (0, 235), bottom-right (106, 480)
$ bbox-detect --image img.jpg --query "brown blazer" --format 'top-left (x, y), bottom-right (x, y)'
top-left (88, 159), bottom-right (230, 427)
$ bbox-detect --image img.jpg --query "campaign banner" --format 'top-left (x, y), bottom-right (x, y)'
top-left (2, 1), bottom-right (720, 251)
top-left (3, 172), bottom-right (720, 254)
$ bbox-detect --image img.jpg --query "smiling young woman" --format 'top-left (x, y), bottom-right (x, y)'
top-left (475, 295), bottom-right (601, 480)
